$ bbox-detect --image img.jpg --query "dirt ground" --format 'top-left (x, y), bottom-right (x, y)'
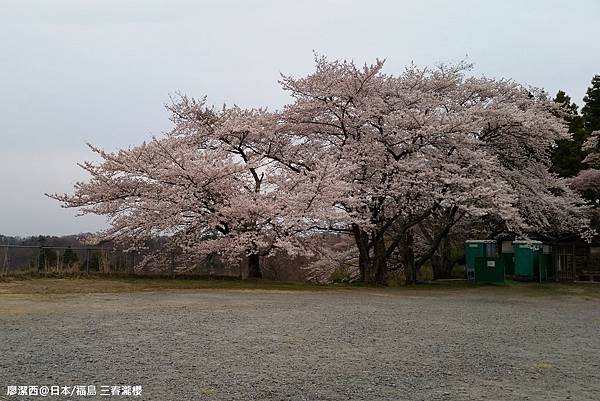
top-left (0, 282), bottom-right (599, 400)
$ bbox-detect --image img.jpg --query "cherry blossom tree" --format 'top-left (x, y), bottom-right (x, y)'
top-left (570, 131), bottom-right (600, 206)
top-left (50, 91), bottom-right (347, 278)
top-left (52, 100), bottom-right (276, 277)
top-left (279, 57), bottom-right (589, 283)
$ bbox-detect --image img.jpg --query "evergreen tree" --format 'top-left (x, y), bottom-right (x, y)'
top-left (37, 236), bottom-right (57, 271)
top-left (582, 75), bottom-right (600, 133)
top-left (550, 90), bottom-right (587, 177)
top-left (62, 247), bottom-right (79, 267)
top-left (83, 252), bottom-right (101, 272)
top-left (567, 75), bottom-right (600, 207)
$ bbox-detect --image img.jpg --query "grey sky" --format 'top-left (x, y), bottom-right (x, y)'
top-left (1, 0), bottom-right (599, 236)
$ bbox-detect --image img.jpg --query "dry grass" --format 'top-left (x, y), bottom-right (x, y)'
top-left (0, 276), bottom-right (327, 295)
top-left (0, 275), bottom-right (599, 298)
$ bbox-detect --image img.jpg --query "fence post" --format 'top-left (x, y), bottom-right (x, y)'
top-left (2, 246), bottom-right (8, 275)
top-left (86, 249), bottom-right (90, 274)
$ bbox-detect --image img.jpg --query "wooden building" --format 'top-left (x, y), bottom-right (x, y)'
top-left (551, 235), bottom-right (600, 282)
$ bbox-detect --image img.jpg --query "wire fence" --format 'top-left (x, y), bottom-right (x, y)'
top-left (0, 243), bottom-right (310, 281)
top-left (0, 244), bottom-right (248, 278)
top-left (0, 244), bottom-right (138, 276)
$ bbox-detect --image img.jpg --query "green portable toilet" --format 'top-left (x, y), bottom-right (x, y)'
top-left (474, 256), bottom-right (505, 284)
top-left (465, 240), bottom-right (497, 280)
top-left (513, 240), bottom-right (543, 281)
top-left (500, 241), bottom-right (515, 276)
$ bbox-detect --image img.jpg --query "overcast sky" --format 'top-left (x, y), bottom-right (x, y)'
top-left (1, 0), bottom-right (599, 236)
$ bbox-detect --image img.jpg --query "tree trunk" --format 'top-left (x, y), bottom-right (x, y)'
top-left (431, 236), bottom-right (453, 279)
top-left (415, 207), bottom-right (463, 276)
top-left (352, 225), bottom-right (389, 285)
top-left (352, 224), bottom-right (372, 283)
top-left (373, 234), bottom-right (387, 285)
top-left (403, 229), bottom-right (417, 284)
top-left (247, 253), bottom-right (262, 279)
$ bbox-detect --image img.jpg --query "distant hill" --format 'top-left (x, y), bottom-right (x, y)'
top-left (0, 234), bottom-right (91, 247)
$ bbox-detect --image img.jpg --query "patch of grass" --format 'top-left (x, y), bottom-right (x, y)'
top-left (0, 273), bottom-right (599, 298)
top-left (388, 278), bottom-right (600, 298)
top-left (329, 266), bottom-right (353, 284)
top-left (0, 274), bottom-right (338, 295)
top-left (531, 362), bottom-right (554, 369)
top-left (199, 387), bottom-right (216, 396)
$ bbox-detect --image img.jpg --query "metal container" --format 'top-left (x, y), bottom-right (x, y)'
top-left (474, 256), bottom-right (505, 284)
top-left (513, 240), bottom-right (543, 281)
top-left (465, 240), bottom-right (497, 280)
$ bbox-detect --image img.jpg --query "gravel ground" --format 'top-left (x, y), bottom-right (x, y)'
top-left (0, 289), bottom-right (599, 401)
